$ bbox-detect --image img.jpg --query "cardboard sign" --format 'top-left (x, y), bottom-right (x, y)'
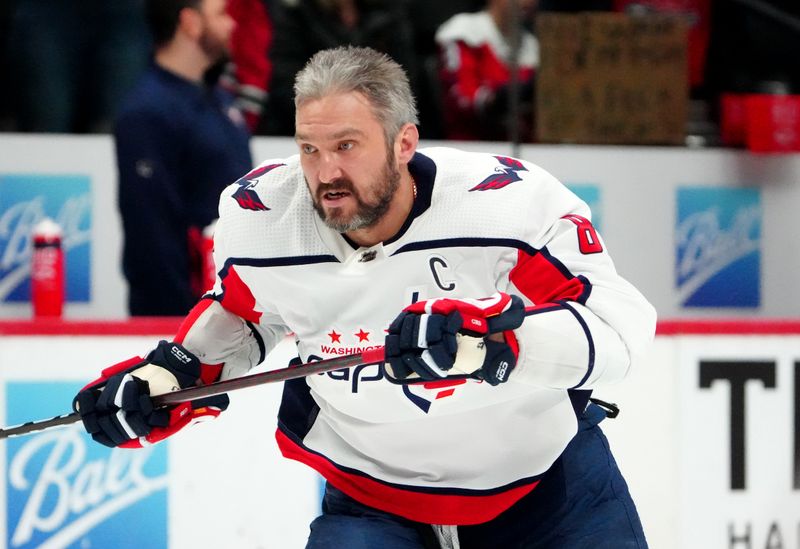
top-left (536, 13), bottom-right (689, 145)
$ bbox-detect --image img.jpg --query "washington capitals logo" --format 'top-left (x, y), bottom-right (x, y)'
top-left (469, 156), bottom-right (528, 191)
top-left (402, 379), bottom-right (466, 413)
top-left (231, 163), bottom-right (285, 211)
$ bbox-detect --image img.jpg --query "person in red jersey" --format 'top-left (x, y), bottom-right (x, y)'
top-left (435, 0), bottom-right (539, 141)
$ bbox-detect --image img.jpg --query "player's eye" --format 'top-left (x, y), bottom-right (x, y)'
top-left (339, 142), bottom-right (354, 151)
top-left (301, 144), bottom-right (317, 154)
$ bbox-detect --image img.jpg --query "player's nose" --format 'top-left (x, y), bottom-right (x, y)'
top-left (317, 152), bottom-right (343, 184)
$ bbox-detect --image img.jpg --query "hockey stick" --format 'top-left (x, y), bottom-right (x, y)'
top-left (0, 347), bottom-right (385, 440)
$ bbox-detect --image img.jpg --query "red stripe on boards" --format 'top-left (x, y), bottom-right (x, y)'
top-left (657, 319), bottom-right (800, 335)
top-left (0, 317), bottom-right (183, 336)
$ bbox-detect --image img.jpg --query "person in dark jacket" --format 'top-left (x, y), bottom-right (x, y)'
top-left (115, 0), bottom-right (252, 316)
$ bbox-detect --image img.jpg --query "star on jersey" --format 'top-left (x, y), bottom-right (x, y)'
top-left (231, 163), bottom-right (285, 211)
top-left (328, 330), bottom-right (342, 343)
top-left (469, 155), bottom-right (528, 191)
top-left (355, 329), bottom-right (370, 342)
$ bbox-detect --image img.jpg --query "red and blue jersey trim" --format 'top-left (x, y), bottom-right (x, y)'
top-left (275, 425), bottom-right (541, 525)
top-left (275, 376), bottom-right (542, 525)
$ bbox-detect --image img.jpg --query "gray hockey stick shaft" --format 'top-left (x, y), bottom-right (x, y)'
top-left (0, 347), bottom-right (385, 440)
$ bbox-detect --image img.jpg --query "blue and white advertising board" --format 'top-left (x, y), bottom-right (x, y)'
top-left (6, 382), bottom-right (168, 549)
top-left (0, 175), bottom-right (92, 306)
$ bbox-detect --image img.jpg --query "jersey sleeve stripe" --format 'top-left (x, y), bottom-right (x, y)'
top-left (245, 319), bottom-right (266, 364)
top-left (509, 248), bottom-right (592, 305)
top-left (214, 265), bottom-right (262, 323)
top-left (524, 303), bottom-right (568, 315)
top-left (557, 301), bottom-right (596, 389)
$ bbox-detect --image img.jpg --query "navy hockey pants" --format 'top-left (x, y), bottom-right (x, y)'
top-left (305, 403), bottom-right (648, 549)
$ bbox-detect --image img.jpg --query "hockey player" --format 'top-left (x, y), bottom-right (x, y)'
top-left (74, 46), bottom-right (656, 548)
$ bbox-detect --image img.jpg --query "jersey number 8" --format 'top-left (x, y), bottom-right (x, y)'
top-left (562, 214), bottom-right (603, 255)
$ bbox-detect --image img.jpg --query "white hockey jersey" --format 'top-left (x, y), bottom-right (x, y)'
top-left (177, 147), bottom-right (656, 525)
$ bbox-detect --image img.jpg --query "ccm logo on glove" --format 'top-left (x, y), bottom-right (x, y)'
top-left (170, 345), bottom-right (193, 364)
top-left (495, 360), bottom-right (510, 382)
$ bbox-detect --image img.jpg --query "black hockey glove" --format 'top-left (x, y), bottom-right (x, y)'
top-left (384, 293), bottom-right (524, 385)
top-left (73, 340), bottom-right (229, 448)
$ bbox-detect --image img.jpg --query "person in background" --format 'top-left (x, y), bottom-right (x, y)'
top-left (435, 0), bottom-right (539, 142)
top-left (115, 0), bottom-right (252, 316)
top-left (219, 0), bottom-right (274, 133)
top-left (6, 0), bottom-right (150, 133)
top-left (263, 0), bottom-right (418, 136)
top-left (75, 46), bottom-right (656, 548)
top-left (403, 0), bottom-right (484, 139)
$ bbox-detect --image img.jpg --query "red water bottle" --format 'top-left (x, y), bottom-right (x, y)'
top-left (202, 219), bottom-right (218, 293)
top-left (31, 218), bottom-right (65, 317)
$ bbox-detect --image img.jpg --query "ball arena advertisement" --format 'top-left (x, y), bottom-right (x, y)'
top-left (5, 382), bottom-right (168, 549)
top-left (0, 174), bottom-right (91, 306)
top-left (0, 331), bottom-right (320, 549)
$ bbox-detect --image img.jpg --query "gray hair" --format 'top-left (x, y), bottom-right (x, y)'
top-left (294, 46), bottom-right (419, 145)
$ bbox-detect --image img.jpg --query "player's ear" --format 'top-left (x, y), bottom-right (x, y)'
top-left (178, 5), bottom-right (204, 41)
top-left (394, 123), bottom-right (419, 165)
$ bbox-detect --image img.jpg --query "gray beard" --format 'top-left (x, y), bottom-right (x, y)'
top-left (311, 158), bottom-right (401, 233)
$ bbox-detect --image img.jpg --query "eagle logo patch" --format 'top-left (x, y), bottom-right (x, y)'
top-left (231, 163), bottom-right (285, 211)
top-left (469, 156), bottom-right (527, 191)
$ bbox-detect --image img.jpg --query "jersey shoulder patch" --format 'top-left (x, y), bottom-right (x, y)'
top-left (231, 163), bottom-right (286, 211)
top-left (469, 156), bottom-right (528, 192)
top-left (216, 156), bottom-right (329, 261)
